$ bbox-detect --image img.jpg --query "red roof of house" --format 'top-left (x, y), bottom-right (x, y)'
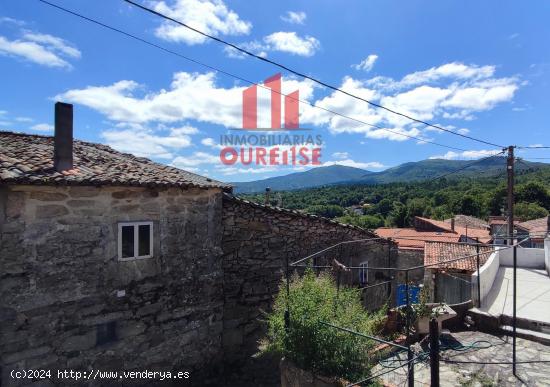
top-left (444, 215), bottom-right (488, 230)
top-left (375, 227), bottom-right (461, 250)
top-left (517, 216), bottom-right (549, 238)
top-left (415, 217), bottom-right (491, 243)
top-left (424, 241), bottom-right (494, 272)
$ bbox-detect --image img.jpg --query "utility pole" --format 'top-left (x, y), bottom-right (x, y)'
top-left (507, 146), bottom-right (515, 245)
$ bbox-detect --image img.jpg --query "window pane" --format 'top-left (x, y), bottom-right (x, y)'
top-left (138, 224), bottom-right (151, 256)
top-left (121, 226), bottom-right (134, 258)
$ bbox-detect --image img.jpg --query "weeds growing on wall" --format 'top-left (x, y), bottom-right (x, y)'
top-left (262, 269), bottom-right (387, 381)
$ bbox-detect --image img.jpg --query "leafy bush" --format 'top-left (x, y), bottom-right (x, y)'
top-left (515, 201), bottom-right (549, 220)
top-left (263, 269), bottom-right (387, 381)
top-left (305, 204), bottom-right (345, 218)
top-left (336, 214), bottom-right (384, 229)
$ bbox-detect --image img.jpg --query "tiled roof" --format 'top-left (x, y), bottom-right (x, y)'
top-left (415, 216), bottom-right (491, 243)
top-left (0, 131), bottom-right (230, 190)
top-left (444, 215), bottom-right (488, 230)
top-left (517, 216), bottom-right (549, 237)
top-left (488, 217), bottom-right (521, 226)
top-left (374, 227), bottom-right (461, 250)
top-left (424, 241), bottom-right (494, 272)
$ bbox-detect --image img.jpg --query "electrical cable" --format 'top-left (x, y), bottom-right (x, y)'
top-left (123, 0), bottom-right (506, 150)
top-left (36, 0), bottom-right (470, 152)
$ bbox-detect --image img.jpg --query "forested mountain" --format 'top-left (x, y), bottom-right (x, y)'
top-left (232, 157), bottom-right (548, 194)
top-left (240, 163), bottom-right (550, 229)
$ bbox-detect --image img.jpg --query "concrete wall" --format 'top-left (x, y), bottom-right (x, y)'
top-left (545, 238), bottom-right (550, 277)
top-left (0, 184), bottom-right (225, 386)
top-left (394, 248), bottom-right (424, 284)
top-left (221, 195), bottom-right (394, 383)
top-left (498, 246), bottom-right (545, 269)
top-left (471, 251), bottom-right (499, 306)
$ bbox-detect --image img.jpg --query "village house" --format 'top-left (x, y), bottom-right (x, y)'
top-left (422, 241), bottom-right (493, 304)
top-left (375, 215), bottom-right (491, 286)
top-left (0, 103), bottom-right (395, 386)
top-left (517, 216), bottom-right (550, 248)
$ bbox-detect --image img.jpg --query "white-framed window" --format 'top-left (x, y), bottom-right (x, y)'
top-left (118, 221), bottom-right (153, 261)
top-left (359, 261), bottom-right (369, 286)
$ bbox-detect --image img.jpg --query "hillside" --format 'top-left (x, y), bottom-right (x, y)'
top-left (232, 157), bottom-right (549, 193)
top-left (231, 165), bottom-right (372, 193)
top-left (239, 165), bottom-right (550, 230)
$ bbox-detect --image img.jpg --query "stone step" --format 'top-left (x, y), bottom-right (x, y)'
top-left (500, 325), bottom-right (550, 346)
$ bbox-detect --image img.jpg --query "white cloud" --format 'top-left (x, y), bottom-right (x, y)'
top-left (0, 29), bottom-right (80, 69)
top-left (365, 127), bottom-right (422, 142)
top-left (223, 40), bottom-right (267, 59)
top-left (331, 151), bottom-right (349, 160)
top-left (172, 151), bottom-right (219, 168)
top-left (429, 149), bottom-right (501, 160)
top-left (323, 159), bottom-right (385, 170)
top-left (200, 137), bottom-right (225, 149)
top-left (441, 81), bottom-right (518, 111)
top-left (169, 125), bottom-right (199, 135)
top-left (101, 126), bottom-right (193, 159)
top-left (57, 73), bottom-right (243, 126)
top-left (264, 32), bottom-right (320, 57)
top-left (399, 62), bottom-right (496, 88)
top-left (56, 61), bottom-right (520, 151)
top-left (302, 63), bottom-right (519, 141)
top-left (31, 123), bottom-right (53, 131)
top-left (201, 137), bottom-right (216, 147)
top-left (281, 11), bottom-right (306, 25)
top-left (57, 71), bottom-right (316, 128)
top-left (352, 54), bottom-right (378, 72)
top-left (225, 32), bottom-right (321, 58)
top-left (15, 116), bottom-right (33, 122)
top-left (0, 17), bottom-right (25, 26)
top-left (152, 0), bottom-right (251, 45)
top-left (22, 32), bottom-right (81, 58)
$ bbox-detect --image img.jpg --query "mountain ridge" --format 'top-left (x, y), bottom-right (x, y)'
top-left (231, 157), bottom-right (549, 193)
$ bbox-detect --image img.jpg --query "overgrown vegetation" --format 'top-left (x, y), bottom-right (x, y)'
top-left (263, 269), bottom-right (387, 382)
top-left (243, 169), bottom-right (550, 228)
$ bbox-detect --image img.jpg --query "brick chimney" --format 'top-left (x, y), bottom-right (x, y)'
top-left (54, 102), bottom-right (73, 172)
top-left (451, 218), bottom-right (455, 232)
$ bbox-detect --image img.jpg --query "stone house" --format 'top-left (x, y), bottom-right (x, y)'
top-left (1, 103), bottom-right (394, 386)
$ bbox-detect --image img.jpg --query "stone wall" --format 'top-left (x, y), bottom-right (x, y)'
top-left (0, 184), bottom-right (224, 386)
top-left (221, 194), bottom-right (395, 384)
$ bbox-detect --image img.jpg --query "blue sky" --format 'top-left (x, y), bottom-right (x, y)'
top-left (1, 0), bottom-right (549, 182)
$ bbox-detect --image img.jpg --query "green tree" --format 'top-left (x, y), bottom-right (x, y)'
top-left (516, 182), bottom-right (550, 209)
top-left (305, 204), bottom-right (344, 218)
top-left (337, 214), bottom-right (384, 229)
top-left (455, 195), bottom-right (482, 217)
top-left (389, 202), bottom-right (408, 227)
top-left (488, 186), bottom-right (507, 216)
top-left (514, 202), bottom-right (549, 221)
top-left (376, 198), bottom-right (393, 217)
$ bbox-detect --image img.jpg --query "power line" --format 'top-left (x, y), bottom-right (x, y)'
top-left (37, 0), bottom-right (470, 152)
top-left (517, 145), bottom-right (550, 149)
top-left (122, 0), bottom-right (506, 150)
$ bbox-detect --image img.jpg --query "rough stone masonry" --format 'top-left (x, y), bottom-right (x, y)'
top-left (0, 184), bottom-right (394, 386)
top-left (1, 184), bottom-right (225, 386)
